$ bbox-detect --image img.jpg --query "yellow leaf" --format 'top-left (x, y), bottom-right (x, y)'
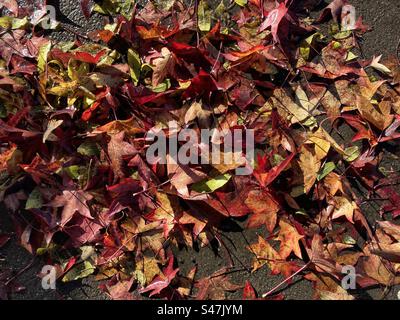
top-left (276, 220), bottom-right (304, 259)
top-left (38, 41), bottom-right (52, 73)
top-left (298, 146), bottom-right (320, 194)
top-left (307, 136), bottom-right (330, 161)
top-left (331, 196), bottom-right (354, 223)
top-left (198, 0), bottom-right (211, 32)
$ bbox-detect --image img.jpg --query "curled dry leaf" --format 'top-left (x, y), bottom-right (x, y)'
top-left (195, 268), bottom-right (242, 300)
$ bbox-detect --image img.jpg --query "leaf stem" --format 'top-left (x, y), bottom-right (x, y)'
top-left (262, 261), bottom-right (310, 298)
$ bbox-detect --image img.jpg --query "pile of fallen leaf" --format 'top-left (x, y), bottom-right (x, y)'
top-left (1, 0), bottom-right (400, 300)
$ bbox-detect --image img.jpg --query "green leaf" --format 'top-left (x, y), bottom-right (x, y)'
top-left (346, 52), bottom-right (358, 62)
top-left (56, 41), bottom-right (76, 52)
top-left (36, 244), bottom-right (57, 256)
top-left (38, 42), bottom-right (52, 73)
top-left (149, 79), bottom-right (171, 93)
top-left (93, 4), bottom-right (107, 14)
top-left (155, 0), bottom-right (176, 11)
top-left (343, 146), bottom-right (360, 162)
top-left (128, 49), bottom-right (141, 85)
top-left (0, 16), bottom-right (28, 29)
top-left (192, 174), bottom-right (232, 193)
top-left (62, 261), bottom-right (96, 282)
top-left (343, 235), bottom-right (357, 245)
top-left (300, 33), bottom-right (323, 60)
top-left (295, 209), bottom-right (308, 216)
top-left (291, 185), bottom-right (305, 198)
top-left (302, 116), bottom-right (318, 128)
top-left (215, 1), bottom-right (226, 16)
top-left (64, 165), bottom-right (81, 180)
top-left (198, 0), bottom-right (211, 32)
top-left (332, 41), bottom-right (342, 50)
top-left (272, 154), bottom-right (285, 166)
top-left (0, 104), bottom-right (7, 118)
top-left (80, 246), bottom-right (96, 261)
top-left (234, 0), bottom-right (247, 7)
top-left (317, 162), bottom-right (336, 181)
top-left (120, 0), bottom-right (135, 19)
top-left (134, 270), bottom-right (146, 287)
top-left (78, 141), bottom-right (100, 156)
top-left (25, 187), bottom-right (43, 210)
top-left (93, 0), bottom-right (134, 17)
top-left (333, 30), bottom-right (352, 40)
top-left (68, 59), bottom-right (89, 81)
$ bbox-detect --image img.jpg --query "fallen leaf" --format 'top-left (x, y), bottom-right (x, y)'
top-left (245, 189), bottom-right (279, 232)
top-left (356, 95), bottom-right (393, 131)
top-left (330, 196), bottom-right (355, 223)
top-left (276, 220), bottom-right (304, 259)
top-left (298, 146), bottom-right (320, 194)
top-left (48, 190), bottom-right (93, 226)
top-left (195, 268), bottom-right (242, 300)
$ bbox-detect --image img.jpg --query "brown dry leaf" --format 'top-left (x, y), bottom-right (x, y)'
top-left (326, 242), bottom-right (363, 265)
top-left (94, 117), bottom-right (145, 136)
top-left (140, 229), bottom-right (166, 256)
top-left (108, 132), bottom-right (138, 181)
top-left (356, 95), bottom-right (393, 131)
top-left (121, 216), bottom-right (165, 253)
top-left (177, 266), bottom-right (197, 297)
top-left (336, 252), bottom-right (363, 266)
top-left (184, 100), bottom-right (211, 127)
top-left (42, 119), bottom-right (63, 143)
top-left (121, 216), bottom-right (163, 235)
top-left (306, 234), bottom-right (340, 274)
top-left (377, 221), bottom-right (400, 241)
top-left (357, 70), bottom-right (385, 100)
top-left (326, 242), bottom-right (354, 258)
top-left (319, 290), bottom-right (355, 300)
top-left (312, 127), bottom-right (345, 155)
top-left (134, 256), bottom-right (163, 286)
top-left (321, 88), bottom-right (341, 118)
top-left (248, 235), bottom-right (301, 278)
top-left (271, 89), bottom-right (306, 124)
top-left (248, 235), bottom-right (278, 271)
top-left (152, 192), bottom-right (182, 236)
top-left (330, 196), bottom-right (355, 223)
top-left (294, 85), bottom-right (319, 119)
top-left (323, 172), bottom-right (344, 196)
top-left (195, 268), bottom-right (242, 300)
top-left (298, 145), bottom-right (320, 194)
top-left (0, 144), bottom-right (21, 174)
top-left (276, 220), bottom-right (304, 259)
top-left (167, 160), bottom-right (207, 197)
top-left (335, 80), bottom-right (359, 105)
top-left (245, 189), bottom-right (279, 232)
top-left (179, 211), bottom-right (207, 238)
top-left (384, 56), bottom-right (400, 84)
top-left (378, 99), bottom-right (392, 115)
top-left (369, 242), bottom-right (400, 263)
top-left (362, 252), bottom-right (400, 286)
top-left (151, 47), bottom-right (175, 86)
top-left (48, 190), bottom-right (93, 226)
top-left (211, 151), bottom-right (246, 174)
top-left (307, 274), bottom-right (354, 300)
top-left (103, 277), bottom-right (136, 300)
top-left (306, 136), bottom-right (330, 161)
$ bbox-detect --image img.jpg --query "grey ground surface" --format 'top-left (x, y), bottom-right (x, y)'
top-left (1, 0), bottom-right (400, 300)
